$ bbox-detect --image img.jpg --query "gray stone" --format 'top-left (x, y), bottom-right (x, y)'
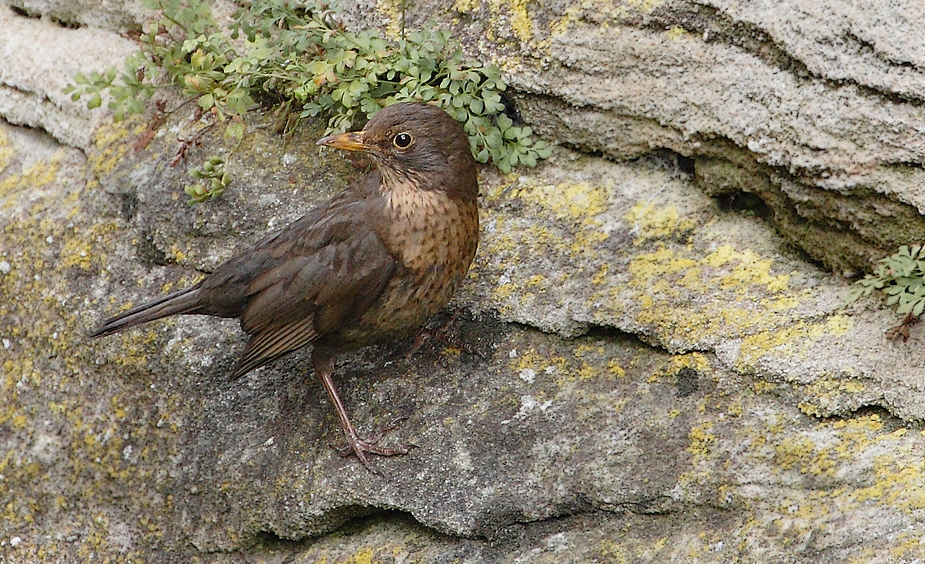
top-left (3, 0), bottom-right (925, 562)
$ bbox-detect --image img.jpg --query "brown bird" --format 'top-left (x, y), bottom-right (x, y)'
top-left (91, 102), bottom-right (479, 470)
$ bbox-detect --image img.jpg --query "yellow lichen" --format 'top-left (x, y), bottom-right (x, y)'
top-left (0, 128), bottom-right (14, 172)
top-left (625, 202), bottom-right (682, 245)
top-left (88, 125), bottom-right (132, 178)
top-left (0, 153), bottom-right (63, 199)
top-left (375, 0), bottom-right (405, 38)
top-left (735, 317), bottom-right (852, 371)
top-left (577, 363), bottom-right (596, 380)
top-left (453, 0), bottom-right (480, 11)
top-left (628, 245), bottom-right (699, 281)
top-left (671, 352), bottom-right (710, 373)
top-left (824, 314), bottom-right (851, 336)
top-left (687, 423), bottom-right (715, 458)
top-left (515, 180), bottom-right (607, 224)
top-left (59, 236), bottom-right (95, 270)
top-left (506, 0), bottom-right (535, 44)
top-left (549, 0), bottom-right (663, 39)
top-left (591, 263), bottom-right (609, 285)
top-left (607, 358), bottom-right (625, 378)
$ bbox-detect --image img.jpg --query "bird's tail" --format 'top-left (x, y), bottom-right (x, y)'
top-left (89, 286), bottom-right (204, 338)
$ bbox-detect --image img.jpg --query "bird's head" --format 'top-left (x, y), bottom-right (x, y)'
top-left (317, 102), bottom-right (477, 201)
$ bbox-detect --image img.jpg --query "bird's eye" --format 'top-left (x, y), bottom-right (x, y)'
top-left (392, 132), bottom-right (413, 149)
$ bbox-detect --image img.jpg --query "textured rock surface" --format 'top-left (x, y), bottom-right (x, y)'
top-left (345, 0), bottom-right (925, 273)
top-left (4, 1), bottom-right (925, 563)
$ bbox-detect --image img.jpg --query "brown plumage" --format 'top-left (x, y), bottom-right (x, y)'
top-left (91, 102), bottom-right (479, 470)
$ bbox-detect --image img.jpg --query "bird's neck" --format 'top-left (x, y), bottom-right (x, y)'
top-left (377, 166), bottom-right (446, 217)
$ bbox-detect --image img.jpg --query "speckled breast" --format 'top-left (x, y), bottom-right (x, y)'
top-left (334, 188), bottom-right (478, 349)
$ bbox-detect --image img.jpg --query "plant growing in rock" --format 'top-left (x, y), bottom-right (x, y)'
top-left (65, 0), bottom-right (550, 203)
top-left (185, 156), bottom-right (229, 204)
top-left (846, 244), bottom-right (925, 317)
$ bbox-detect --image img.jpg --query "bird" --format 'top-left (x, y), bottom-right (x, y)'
top-left (90, 102), bottom-right (480, 471)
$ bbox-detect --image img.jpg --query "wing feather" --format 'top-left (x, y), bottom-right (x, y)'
top-left (231, 316), bottom-right (318, 379)
top-left (228, 201), bottom-right (397, 378)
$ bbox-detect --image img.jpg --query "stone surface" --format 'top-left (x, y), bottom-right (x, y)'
top-left (0, 4), bottom-right (137, 150)
top-left (3, 1), bottom-right (925, 563)
top-left (344, 0), bottom-right (925, 273)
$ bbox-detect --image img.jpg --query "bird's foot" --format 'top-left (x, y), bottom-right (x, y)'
top-left (336, 417), bottom-right (418, 472)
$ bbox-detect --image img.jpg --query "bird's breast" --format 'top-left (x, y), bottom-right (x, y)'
top-left (383, 182), bottom-right (477, 273)
top-left (335, 182), bottom-right (478, 346)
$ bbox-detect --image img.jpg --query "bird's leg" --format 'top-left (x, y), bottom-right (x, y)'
top-left (312, 351), bottom-right (414, 471)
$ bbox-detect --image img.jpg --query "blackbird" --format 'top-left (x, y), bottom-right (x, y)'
top-left (91, 102), bottom-right (479, 470)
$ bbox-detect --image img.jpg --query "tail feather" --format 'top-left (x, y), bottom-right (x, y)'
top-left (90, 286), bottom-right (204, 338)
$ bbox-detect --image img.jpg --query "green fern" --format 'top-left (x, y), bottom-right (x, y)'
top-left (65, 0), bottom-right (551, 178)
top-left (846, 245), bottom-right (925, 317)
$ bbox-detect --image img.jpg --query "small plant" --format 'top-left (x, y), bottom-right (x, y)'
top-left (185, 156), bottom-right (229, 204)
top-left (65, 0), bottom-right (249, 123)
top-left (845, 245), bottom-right (925, 317)
top-left (65, 0), bottom-right (551, 203)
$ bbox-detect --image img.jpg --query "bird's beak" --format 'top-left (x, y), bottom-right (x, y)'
top-left (316, 131), bottom-right (369, 152)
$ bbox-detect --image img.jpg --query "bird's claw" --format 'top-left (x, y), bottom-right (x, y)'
top-left (334, 416), bottom-right (418, 471)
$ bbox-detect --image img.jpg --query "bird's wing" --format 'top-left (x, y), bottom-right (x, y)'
top-left (230, 208), bottom-right (397, 378)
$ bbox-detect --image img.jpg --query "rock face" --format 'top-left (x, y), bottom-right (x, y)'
top-left (3, 0), bottom-right (925, 562)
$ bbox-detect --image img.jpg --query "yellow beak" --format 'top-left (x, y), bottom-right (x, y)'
top-left (316, 131), bottom-right (369, 152)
